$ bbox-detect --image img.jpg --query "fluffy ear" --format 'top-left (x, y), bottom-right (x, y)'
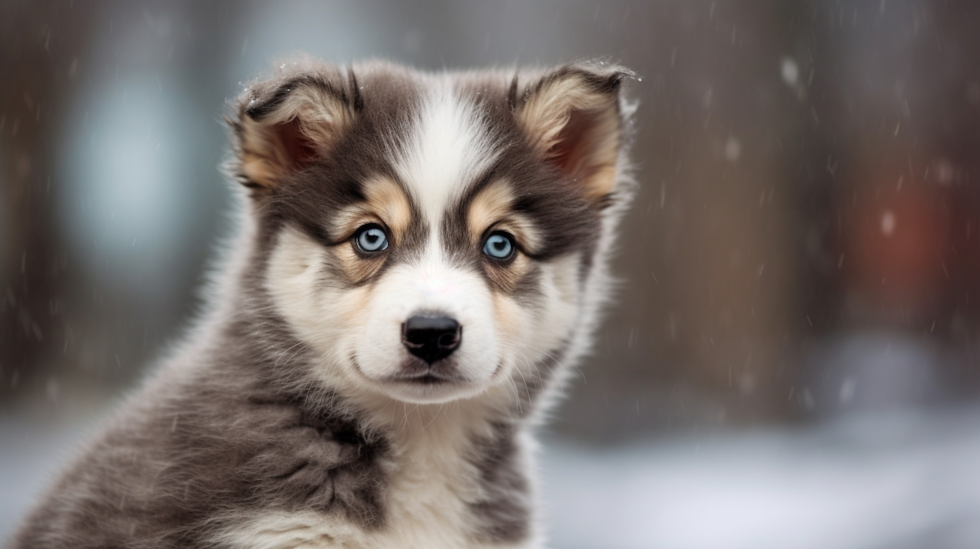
top-left (227, 61), bottom-right (361, 193)
top-left (512, 62), bottom-right (634, 203)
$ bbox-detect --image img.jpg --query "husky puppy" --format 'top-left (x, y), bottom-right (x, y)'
top-left (9, 58), bottom-right (635, 549)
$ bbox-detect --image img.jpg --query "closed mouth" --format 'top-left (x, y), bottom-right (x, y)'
top-left (352, 354), bottom-right (475, 387)
top-left (403, 374), bottom-right (449, 384)
top-left (386, 371), bottom-right (467, 384)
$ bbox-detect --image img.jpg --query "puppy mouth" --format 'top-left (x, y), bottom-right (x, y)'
top-left (350, 355), bottom-right (472, 385)
top-left (350, 354), bottom-right (505, 404)
top-left (385, 370), bottom-right (470, 385)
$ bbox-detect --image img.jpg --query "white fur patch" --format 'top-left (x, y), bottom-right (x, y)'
top-left (214, 512), bottom-right (351, 549)
top-left (352, 258), bottom-right (501, 403)
top-left (394, 83), bottom-right (498, 228)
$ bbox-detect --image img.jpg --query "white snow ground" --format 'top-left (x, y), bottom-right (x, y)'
top-left (2, 406), bottom-right (980, 548)
top-left (541, 408), bottom-right (980, 549)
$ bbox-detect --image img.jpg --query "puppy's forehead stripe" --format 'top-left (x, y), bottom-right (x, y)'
top-left (394, 82), bottom-right (500, 237)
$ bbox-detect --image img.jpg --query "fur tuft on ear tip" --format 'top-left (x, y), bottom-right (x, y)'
top-left (226, 60), bottom-right (357, 194)
top-left (514, 61), bottom-right (636, 203)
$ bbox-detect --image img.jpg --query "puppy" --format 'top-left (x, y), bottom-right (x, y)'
top-left (9, 57), bottom-right (635, 549)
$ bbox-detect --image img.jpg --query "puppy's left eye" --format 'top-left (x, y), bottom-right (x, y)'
top-left (354, 224), bottom-right (389, 253)
top-left (483, 232), bottom-right (515, 260)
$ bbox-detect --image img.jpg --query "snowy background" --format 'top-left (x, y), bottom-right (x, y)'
top-left (5, 1), bottom-right (980, 547)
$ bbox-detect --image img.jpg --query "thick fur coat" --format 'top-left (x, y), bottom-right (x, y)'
top-left (8, 57), bottom-right (635, 549)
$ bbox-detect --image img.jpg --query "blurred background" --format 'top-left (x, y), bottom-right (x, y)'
top-left (4, 1), bottom-right (980, 547)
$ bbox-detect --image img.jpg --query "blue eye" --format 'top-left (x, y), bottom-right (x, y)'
top-left (355, 224), bottom-right (388, 253)
top-left (483, 232), bottom-right (515, 260)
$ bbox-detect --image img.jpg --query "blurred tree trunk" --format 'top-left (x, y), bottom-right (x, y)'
top-left (0, 1), bottom-right (98, 401)
top-left (555, 1), bottom-right (817, 438)
top-left (0, 1), bottom-right (245, 403)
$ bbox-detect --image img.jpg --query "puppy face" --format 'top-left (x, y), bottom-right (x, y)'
top-left (230, 59), bottom-right (631, 405)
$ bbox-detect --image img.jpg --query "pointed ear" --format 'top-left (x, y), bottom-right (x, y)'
top-left (513, 63), bottom-right (634, 203)
top-left (227, 62), bottom-right (360, 194)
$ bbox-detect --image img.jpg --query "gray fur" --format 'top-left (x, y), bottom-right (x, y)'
top-left (467, 421), bottom-right (531, 543)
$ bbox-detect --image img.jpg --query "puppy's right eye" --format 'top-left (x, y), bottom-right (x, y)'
top-left (354, 224), bottom-right (389, 253)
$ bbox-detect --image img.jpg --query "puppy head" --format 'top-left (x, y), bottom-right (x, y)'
top-left (227, 59), bottom-right (633, 405)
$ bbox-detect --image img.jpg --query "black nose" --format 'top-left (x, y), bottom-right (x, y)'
top-left (402, 315), bottom-right (462, 364)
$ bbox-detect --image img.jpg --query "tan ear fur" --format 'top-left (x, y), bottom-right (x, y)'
top-left (230, 62), bottom-right (357, 192)
top-left (515, 63), bottom-right (633, 202)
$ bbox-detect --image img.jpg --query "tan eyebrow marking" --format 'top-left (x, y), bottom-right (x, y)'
top-left (465, 179), bottom-right (540, 292)
top-left (467, 181), bottom-right (514, 242)
top-left (330, 175), bottom-right (412, 243)
top-left (466, 179), bottom-right (541, 254)
top-left (327, 175), bottom-right (412, 284)
top-left (363, 176), bottom-right (412, 238)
